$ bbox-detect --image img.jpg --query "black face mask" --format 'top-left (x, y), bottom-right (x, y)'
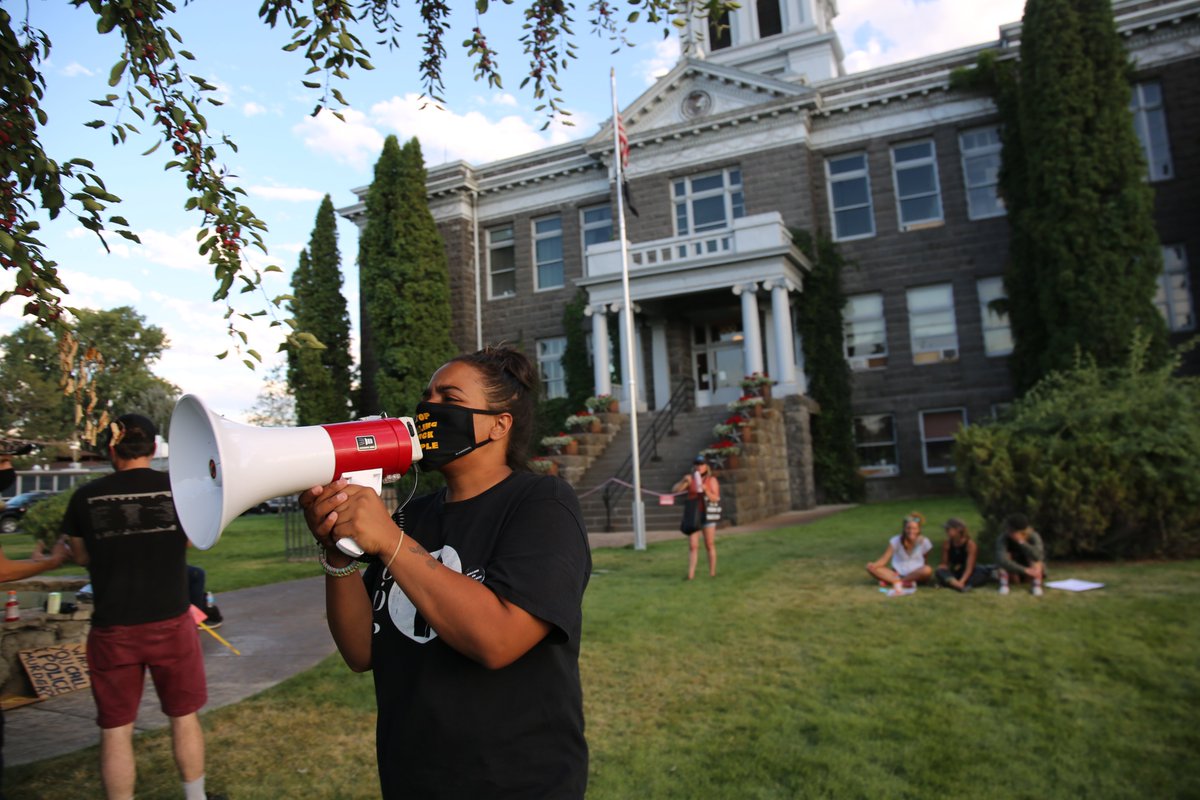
top-left (415, 401), bottom-right (504, 470)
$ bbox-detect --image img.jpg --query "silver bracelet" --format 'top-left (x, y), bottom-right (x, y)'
top-left (319, 548), bottom-right (361, 578)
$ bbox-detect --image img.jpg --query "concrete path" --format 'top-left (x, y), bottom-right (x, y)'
top-left (4, 505), bottom-right (851, 768)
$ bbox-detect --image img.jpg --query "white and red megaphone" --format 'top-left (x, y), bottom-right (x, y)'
top-left (168, 394), bottom-right (422, 557)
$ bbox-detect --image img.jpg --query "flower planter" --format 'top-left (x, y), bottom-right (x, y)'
top-left (589, 418), bottom-right (602, 433)
top-left (564, 440), bottom-right (579, 456)
top-left (739, 425), bottom-right (753, 443)
top-left (723, 453), bottom-right (740, 470)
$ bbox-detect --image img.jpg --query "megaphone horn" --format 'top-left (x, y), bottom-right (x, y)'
top-left (168, 394), bottom-right (422, 555)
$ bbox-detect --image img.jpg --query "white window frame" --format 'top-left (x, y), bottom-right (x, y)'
top-left (537, 337), bottom-right (568, 400)
top-left (976, 277), bottom-right (1013, 357)
top-left (843, 292), bottom-right (888, 370)
top-left (673, 168), bottom-right (745, 236)
top-left (580, 203), bottom-right (612, 264)
top-left (960, 126), bottom-right (1006, 220)
top-left (1156, 244), bottom-right (1194, 332)
top-left (532, 214), bottom-right (564, 292)
top-left (487, 225), bottom-right (516, 299)
top-left (854, 414), bottom-right (899, 478)
top-left (920, 408), bottom-right (966, 474)
top-left (1130, 81), bottom-right (1174, 182)
top-left (826, 153), bottom-right (875, 242)
top-left (891, 140), bottom-right (943, 230)
top-left (907, 283), bottom-right (958, 365)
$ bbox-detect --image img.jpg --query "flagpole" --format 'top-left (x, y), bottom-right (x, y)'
top-left (610, 68), bottom-right (646, 551)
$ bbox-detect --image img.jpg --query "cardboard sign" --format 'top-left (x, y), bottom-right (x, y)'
top-left (19, 642), bottom-right (91, 700)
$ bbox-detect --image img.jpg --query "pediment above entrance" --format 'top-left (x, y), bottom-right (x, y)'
top-left (585, 58), bottom-right (815, 155)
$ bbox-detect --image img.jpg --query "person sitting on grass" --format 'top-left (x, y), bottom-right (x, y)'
top-left (934, 517), bottom-right (994, 592)
top-left (996, 513), bottom-right (1046, 597)
top-left (866, 513), bottom-right (933, 590)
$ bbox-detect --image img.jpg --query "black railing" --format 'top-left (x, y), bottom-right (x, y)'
top-left (601, 379), bottom-right (695, 532)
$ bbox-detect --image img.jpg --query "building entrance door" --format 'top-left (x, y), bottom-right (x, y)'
top-left (693, 318), bottom-right (745, 407)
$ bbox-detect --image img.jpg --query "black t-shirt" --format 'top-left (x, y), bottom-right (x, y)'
top-left (62, 468), bottom-right (189, 628)
top-left (363, 470), bottom-right (591, 799)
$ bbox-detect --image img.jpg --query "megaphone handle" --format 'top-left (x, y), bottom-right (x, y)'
top-left (335, 468), bottom-right (385, 560)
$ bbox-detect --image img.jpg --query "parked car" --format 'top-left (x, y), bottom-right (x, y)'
top-left (0, 491), bottom-right (54, 534)
top-left (242, 495), bottom-right (296, 515)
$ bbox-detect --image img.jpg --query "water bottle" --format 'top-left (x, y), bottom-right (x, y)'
top-left (205, 591), bottom-right (215, 609)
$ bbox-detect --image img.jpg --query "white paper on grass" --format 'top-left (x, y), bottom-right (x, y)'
top-left (1046, 579), bottom-right (1105, 592)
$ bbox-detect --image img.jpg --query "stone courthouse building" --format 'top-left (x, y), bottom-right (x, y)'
top-left (342, 0), bottom-right (1199, 503)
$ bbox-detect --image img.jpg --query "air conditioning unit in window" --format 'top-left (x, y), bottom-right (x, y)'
top-left (940, 348), bottom-right (959, 361)
top-left (848, 355), bottom-right (888, 371)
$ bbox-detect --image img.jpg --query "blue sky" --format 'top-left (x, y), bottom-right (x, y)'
top-left (6, 0), bottom-right (1025, 421)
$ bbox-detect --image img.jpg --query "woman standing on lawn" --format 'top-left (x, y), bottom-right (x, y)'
top-left (866, 513), bottom-right (933, 589)
top-left (301, 345), bottom-right (591, 799)
top-left (671, 455), bottom-right (720, 580)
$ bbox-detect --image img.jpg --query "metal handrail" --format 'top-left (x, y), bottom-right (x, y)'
top-left (601, 379), bottom-right (695, 532)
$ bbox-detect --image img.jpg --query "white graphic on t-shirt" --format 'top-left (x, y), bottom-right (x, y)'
top-left (383, 544), bottom-right (462, 644)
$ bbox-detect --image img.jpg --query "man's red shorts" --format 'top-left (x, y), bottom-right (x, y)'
top-left (87, 611), bottom-right (207, 729)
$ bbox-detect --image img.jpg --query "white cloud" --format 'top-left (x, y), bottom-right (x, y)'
top-left (56, 269), bottom-right (144, 310)
top-left (639, 36), bottom-right (681, 85)
top-left (837, 0), bottom-right (1026, 73)
top-left (369, 94), bottom-right (585, 166)
top-left (61, 62), bottom-right (94, 78)
top-left (111, 228), bottom-right (211, 273)
top-left (247, 184), bottom-right (325, 202)
top-left (243, 101), bottom-right (268, 117)
top-left (293, 107), bottom-right (387, 171)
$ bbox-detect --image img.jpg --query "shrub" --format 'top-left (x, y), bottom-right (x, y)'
top-left (21, 487), bottom-right (77, 551)
top-left (954, 339), bottom-right (1200, 558)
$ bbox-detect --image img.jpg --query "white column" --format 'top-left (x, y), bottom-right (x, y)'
top-left (770, 279), bottom-right (799, 389)
top-left (587, 304), bottom-right (612, 397)
top-left (651, 321), bottom-right (669, 411)
top-left (614, 302), bottom-right (634, 410)
top-left (733, 283), bottom-right (764, 377)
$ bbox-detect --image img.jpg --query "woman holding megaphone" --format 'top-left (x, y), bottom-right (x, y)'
top-left (300, 345), bottom-right (591, 799)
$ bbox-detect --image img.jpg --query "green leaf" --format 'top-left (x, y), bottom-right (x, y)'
top-left (108, 59), bottom-right (129, 87)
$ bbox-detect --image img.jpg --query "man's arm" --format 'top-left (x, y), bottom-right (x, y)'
top-left (0, 538), bottom-right (70, 583)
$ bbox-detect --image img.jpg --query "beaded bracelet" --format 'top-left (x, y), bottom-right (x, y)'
top-left (319, 548), bottom-right (361, 578)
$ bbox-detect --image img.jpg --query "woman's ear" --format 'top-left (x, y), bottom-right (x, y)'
top-left (488, 412), bottom-right (513, 440)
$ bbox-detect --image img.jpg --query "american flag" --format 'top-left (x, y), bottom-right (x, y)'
top-left (615, 111), bottom-right (638, 216)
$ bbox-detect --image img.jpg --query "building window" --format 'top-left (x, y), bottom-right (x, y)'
top-left (854, 414), bottom-right (898, 478)
top-left (488, 225), bottom-right (516, 299)
top-left (1156, 244), bottom-right (1194, 332)
top-left (533, 215), bottom-right (564, 291)
top-left (674, 168), bottom-right (744, 235)
top-left (907, 284), bottom-right (958, 365)
top-left (756, 0), bottom-right (783, 37)
top-left (843, 292), bottom-right (887, 370)
top-left (920, 408), bottom-right (966, 474)
top-left (960, 126), bottom-right (1005, 220)
top-left (826, 153), bottom-right (874, 241)
top-left (976, 276), bottom-right (1013, 356)
top-left (580, 204), bottom-right (612, 261)
top-left (709, 9), bottom-right (732, 50)
top-left (891, 140), bottom-right (943, 229)
top-left (537, 337), bottom-right (567, 399)
top-left (1130, 81), bottom-right (1173, 182)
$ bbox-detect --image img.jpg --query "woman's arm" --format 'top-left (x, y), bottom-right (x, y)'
top-left (869, 542), bottom-right (894, 568)
top-left (960, 539), bottom-right (978, 584)
top-left (301, 484), bottom-right (375, 671)
top-left (307, 481), bottom-right (552, 670)
top-left (937, 539), bottom-right (950, 571)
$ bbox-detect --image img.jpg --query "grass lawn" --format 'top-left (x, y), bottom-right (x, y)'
top-left (7, 497), bottom-right (1199, 798)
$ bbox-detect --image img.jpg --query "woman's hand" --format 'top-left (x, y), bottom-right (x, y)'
top-left (299, 479), bottom-right (347, 553)
top-left (328, 484), bottom-right (399, 557)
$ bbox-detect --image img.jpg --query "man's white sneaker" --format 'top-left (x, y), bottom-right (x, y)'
top-left (1031, 584), bottom-right (1044, 597)
top-left (998, 584), bottom-right (1010, 596)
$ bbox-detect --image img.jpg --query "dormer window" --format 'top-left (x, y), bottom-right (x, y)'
top-left (757, 0), bottom-right (783, 38)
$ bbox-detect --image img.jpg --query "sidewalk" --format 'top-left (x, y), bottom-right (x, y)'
top-left (5, 504), bottom-right (851, 767)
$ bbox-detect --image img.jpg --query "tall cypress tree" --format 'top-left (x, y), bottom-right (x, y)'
top-left (1001, 0), bottom-right (1167, 393)
top-left (358, 136), bottom-right (456, 418)
top-left (287, 194), bottom-right (354, 424)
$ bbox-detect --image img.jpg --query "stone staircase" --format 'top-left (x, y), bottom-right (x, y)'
top-left (550, 406), bottom-right (729, 533)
